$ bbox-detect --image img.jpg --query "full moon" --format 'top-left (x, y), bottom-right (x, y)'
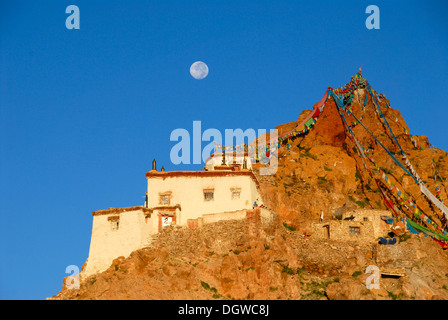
top-left (190, 61), bottom-right (209, 80)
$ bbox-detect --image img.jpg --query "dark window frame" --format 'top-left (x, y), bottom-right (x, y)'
top-left (349, 226), bottom-right (361, 235)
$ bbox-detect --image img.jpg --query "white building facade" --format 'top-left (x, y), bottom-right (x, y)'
top-left (82, 166), bottom-right (263, 278)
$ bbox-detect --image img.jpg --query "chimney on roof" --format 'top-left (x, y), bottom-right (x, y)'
top-left (152, 159), bottom-right (157, 171)
top-left (161, 166), bottom-right (165, 172)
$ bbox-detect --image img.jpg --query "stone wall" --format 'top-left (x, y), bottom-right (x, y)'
top-left (312, 209), bottom-right (392, 242)
top-left (186, 208), bottom-right (275, 229)
top-left (312, 220), bottom-right (375, 242)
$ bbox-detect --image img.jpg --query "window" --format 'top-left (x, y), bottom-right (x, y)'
top-left (108, 216), bottom-right (120, 231)
top-left (160, 195), bottom-right (170, 204)
top-left (159, 192), bottom-right (172, 205)
top-left (349, 226), bottom-right (360, 235)
top-left (203, 189), bottom-right (214, 201)
top-left (204, 192), bottom-right (214, 201)
top-left (111, 221), bottom-right (119, 231)
top-left (231, 188), bottom-right (241, 200)
top-left (363, 217), bottom-right (368, 222)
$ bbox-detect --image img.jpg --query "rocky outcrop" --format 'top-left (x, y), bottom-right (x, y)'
top-left (254, 87), bottom-right (448, 234)
top-left (50, 217), bottom-right (448, 300)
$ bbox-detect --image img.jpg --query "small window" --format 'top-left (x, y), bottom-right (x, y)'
top-left (159, 192), bottom-right (171, 205)
top-left (204, 190), bottom-right (214, 201)
top-left (160, 195), bottom-right (169, 204)
top-left (349, 226), bottom-right (360, 235)
top-left (363, 217), bottom-right (368, 222)
top-left (111, 220), bottom-right (119, 231)
top-left (107, 216), bottom-right (120, 231)
top-left (231, 189), bottom-right (241, 200)
top-left (108, 216), bottom-right (120, 231)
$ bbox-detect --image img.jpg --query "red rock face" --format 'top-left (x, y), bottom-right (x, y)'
top-left (301, 99), bottom-right (348, 149)
top-left (254, 86), bottom-right (447, 234)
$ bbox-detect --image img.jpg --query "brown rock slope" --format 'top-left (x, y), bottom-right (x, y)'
top-left (51, 216), bottom-right (448, 300)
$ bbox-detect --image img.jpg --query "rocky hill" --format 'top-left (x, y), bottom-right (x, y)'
top-left (50, 71), bottom-right (448, 300)
top-left (254, 73), bottom-right (448, 235)
top-left (51, 216), bottom-right (448, 300)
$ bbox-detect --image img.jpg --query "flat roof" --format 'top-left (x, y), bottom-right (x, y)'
top-left (92, 206), bottom-right (153, 216)
top-left (146, 170), bottom-right (260, 187)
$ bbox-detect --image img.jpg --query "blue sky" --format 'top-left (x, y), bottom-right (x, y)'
top-left (1, 0), bottom-right (447, 299)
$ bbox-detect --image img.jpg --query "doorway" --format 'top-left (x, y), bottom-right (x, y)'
top-left (323, 225), bottom-right (330, 239)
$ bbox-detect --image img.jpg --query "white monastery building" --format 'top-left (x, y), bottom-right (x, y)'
top-left (82, 157), bottom-right (266, 277)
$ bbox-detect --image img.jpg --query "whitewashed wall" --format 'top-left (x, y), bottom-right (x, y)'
top-left (147, 174), bottom-right (261, 225)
